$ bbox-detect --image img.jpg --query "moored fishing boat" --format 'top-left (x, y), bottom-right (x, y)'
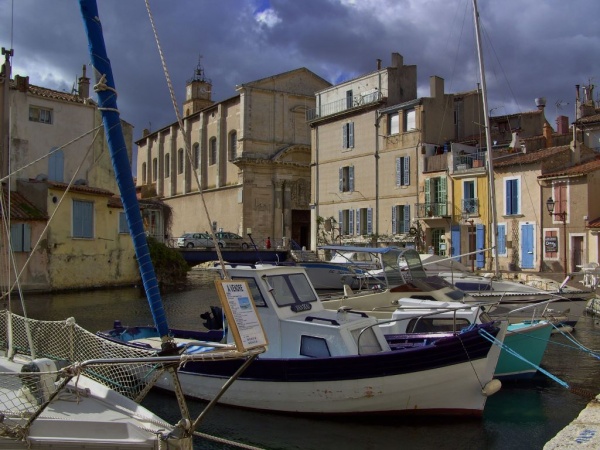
top-left (99, 264), bottom-right (505, 416)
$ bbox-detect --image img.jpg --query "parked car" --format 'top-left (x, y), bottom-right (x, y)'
top-left (214, 231), bottom-right (250, 249)
top-left (177, 232), bottom-right (215, 248)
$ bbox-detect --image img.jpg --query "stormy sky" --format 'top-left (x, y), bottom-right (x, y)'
top-left (2, 0), bottom-right (599, 151)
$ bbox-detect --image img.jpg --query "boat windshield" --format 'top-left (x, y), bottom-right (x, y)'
top-left (267, 273), bottom-right (319, 307)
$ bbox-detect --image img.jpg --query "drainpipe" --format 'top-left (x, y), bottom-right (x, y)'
top-left (375, 110), bottom-right (384, 239)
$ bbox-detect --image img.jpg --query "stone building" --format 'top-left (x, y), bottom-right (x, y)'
top-left (0, 50), bottom-right (138, 291)
top-left (136, 63), bottom-right (330, 248)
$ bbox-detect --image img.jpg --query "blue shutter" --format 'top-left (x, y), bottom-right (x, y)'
top-left (349, 122), bottom-right (354, 148)
top-left (403, 205), bottom-right (410, 232)
top-left (73, 200), bottom-right (94, 238)
top-left (338, 210), bottom-right (343, 235)
top-left (513, 180), bottom-right (519, 214)
top-left (339, 167), bottom-right (343, 192)
top-left (476, 224), bottom-right (485, 268)
top-left (48, 148), bottom-right (64, 182)
top-left (391, 206), bottom-right (397, 233)
top-left (342, 124), bottom-right (347, 148)
top-left (349, 210), bottom-right (355, 235)
top-left (349, 166), bottom-right (354, 191)
top-left (403, 156), bottom-right (410, 186)
top-left (355, 209), bottom-right (361, 235)
top-left (10, 224), bottom-right (23, 252)
top-left (451, 224), bottom-right (461, 260)
top-left (367, 208), bottom-right (373, 235)
top-left (395, 158), bottom-right (401, 186)
top-left (497, 224), bottom-right (506, 255)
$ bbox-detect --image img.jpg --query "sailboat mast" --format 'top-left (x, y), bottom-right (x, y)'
top-left (472, 0), bottom-right (500, 276)
top-left (78, 0), bottom-right (171, 341)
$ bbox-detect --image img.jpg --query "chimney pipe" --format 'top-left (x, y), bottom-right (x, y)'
top-left (377, 59), bottom-right (382, 70)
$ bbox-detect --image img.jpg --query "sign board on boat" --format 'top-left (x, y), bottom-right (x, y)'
top-left (215, 280), bottom-right (268, 351)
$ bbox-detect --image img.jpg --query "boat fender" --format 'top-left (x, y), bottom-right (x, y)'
top-left (482, 378), bottom-right (502, 397)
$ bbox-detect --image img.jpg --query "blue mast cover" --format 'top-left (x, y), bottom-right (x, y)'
top-left (79, 0), bottom-right (169, 338)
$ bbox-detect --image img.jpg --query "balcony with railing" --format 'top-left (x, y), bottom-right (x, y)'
top-left (415, 202), bottom-right (449, 219)
top-left (461, 198), bottom-right (479, 216)
top-left (424, 153), bottom-right (449, 172)
top-left (453, 152), bottom-right (487, 173)
top-left (306, 91), bottom-right (383, 121)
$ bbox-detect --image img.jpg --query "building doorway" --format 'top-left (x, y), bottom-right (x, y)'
top-left (292, 209), bottom-right (311, 249)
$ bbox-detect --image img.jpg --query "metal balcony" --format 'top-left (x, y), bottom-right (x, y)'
top-left (306, 91), bottom-right (383, 121)
top-left (415, 202), bottom-right (449, 218)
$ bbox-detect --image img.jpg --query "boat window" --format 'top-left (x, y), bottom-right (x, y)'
top-left (231, 276), bottom-right (267, 307)
top-left (350, 327), bottom-right (383, 354)
top-left (444, 290), bottom-right (466, 301)
top-left (300, 335), bottom-right (330, 358)
top-left (269, 274), bottom-right (318, 307)
top-left (407, 318), bottom-right (471, 333)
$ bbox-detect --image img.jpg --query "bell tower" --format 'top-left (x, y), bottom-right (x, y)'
top-left (183, 55), bottom-right (214, 116)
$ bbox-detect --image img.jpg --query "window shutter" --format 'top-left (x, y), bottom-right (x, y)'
top-left (349, 122), bottom-right (354, 148)
top-left (349, 166), bottom-right (355, 191)
top-left (497, 224), bottom-right (506, 255)
top-left (476, 224), bottom-right (485, 268)
top-left (513, 180), bottom-right (519, 214)
top-left (367, 208), bottom-right (373, 235)
top-left (505, 180), bottom-right (512, 214)
top-left (395, 157), bottom-right (401, 186)
top-left (23, 223), bottom-right (31, 252)
top-left (10, 224), bottom-right (23, 252)
top-left (451, 224), bottom-right (461, 260)
top-left (338, 210), bottom-right (343, 235)
top-left (403, 205), bottom-right (410, 232)
top-left (391, 206), bottom-right (397, 233)
top-left (425, 178), bottom-right (431, 210)
top-left (355, 209), bottom-right (361, 235)
top-left (342, 124), bottom-right (348, 148)
top-left (403, 156), bottom-right (410, 186)
top-left (440, 177), bottom-right (448, 216)
top-left (339, 167), bottom-right (343, 192)
top-left (349, 209), bottom-right (355, 235)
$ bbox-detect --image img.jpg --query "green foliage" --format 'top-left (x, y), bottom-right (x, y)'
top-left (146, 237), bottom-right (189, 286)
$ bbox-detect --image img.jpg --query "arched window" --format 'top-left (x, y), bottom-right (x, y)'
top-left (229, 131), bottom-right (237, 161)
top-left (193, 143), bottom-right (200, 169)
top-left (209, 137), bottom-right (217, 165)
top-left (164, 153), bottom-right (170, 178)
top-left (141, 162), bottom-right (147, 183)
top-left (178, 148), bottom-right (184, 174)
top-left (152, 158), bottom-right (158, 181)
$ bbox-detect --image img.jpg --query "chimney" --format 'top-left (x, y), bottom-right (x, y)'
top-left (556, 115), bottom-right (569, 134)
top-left (15, 75), bottom-right (28, 92)
top-left (430, 76), bottom-right (444, 99)
top-left (78, 65), bottom-right (90, 99)
top-left (543, 121), bottom-right (553, 148)
top-left (535, 97), bottom-right (546, 111)
top-left (391, 52), bottom-right (403, 69)
top-left (377, 59), bottom-right (382, 70)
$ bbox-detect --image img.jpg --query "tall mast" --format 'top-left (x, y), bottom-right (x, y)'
top-left (472, 0), bottom-right (499, 276)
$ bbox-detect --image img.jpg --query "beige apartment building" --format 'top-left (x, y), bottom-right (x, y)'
top-left (136, 65), bottom-right (330, 248)
top-left (308, 52), bottom-right (487, 253)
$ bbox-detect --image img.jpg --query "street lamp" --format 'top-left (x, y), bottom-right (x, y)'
top-left (546, 197), bottom-right (568, 277)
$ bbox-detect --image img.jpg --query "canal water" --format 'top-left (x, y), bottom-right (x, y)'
top-left (7, 269), bottom-right (600, 450)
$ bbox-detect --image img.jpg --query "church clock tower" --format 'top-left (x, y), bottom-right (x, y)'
top-left (183, 55), bottom-right (214, 116)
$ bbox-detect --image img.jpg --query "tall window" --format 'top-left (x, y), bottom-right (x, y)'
top-left (462, 180), bottom-right (477, 214)
top-left (209, 137), bottom-right (217, 165)
top-left (177, 148), bottom-right (184, 174)
top-left (10, 223), bottom-right (31, 252)
top-left (395, 156), bottom-right (410, 186)
top-left (389, 112), bottom-right (399, 135)
top-left (72, 200), bottom-right (94, 238)
top-left (141, 162), bottom-right (147, 183)
top-left (424, 177), bottom-right (447, 216)
top-left (29, 106), bottom-right (53, 124)
top-left (346, 90), bottom-right (353, 109)
top-left (193, 143), bottom-right (200, 169)
top-left (392, 205), bottom-right (410, 234)
top-left (355, 208), bottom-right (373, 235)
top-left (164, 153), bottom-right (170, 178)
top-left (152, 158), bottom-right (158, 181)
top-left (404, 108), bottom-right (416, 131)
top-left (48, 148), bottom-right (64, 182)
top-left (497, 223), bottom-right (507, 256)
top-left (338, 209), bottom-right (353, 235)
top-left (229, 131), bottom-right (238, 161)
top-left (342, 122), bottom-right (354, 149)
top-left (339, 166), bottom-right (354, 192)
top-left (504, 177), bottom-right (520, 215)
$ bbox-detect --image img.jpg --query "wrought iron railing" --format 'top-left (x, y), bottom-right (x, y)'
top-left (415, 202), bottom-right (449, 218)
top-left (461, 198), bottom-right (479, 216)
top-left (306, 91), bottom-right (383, 121)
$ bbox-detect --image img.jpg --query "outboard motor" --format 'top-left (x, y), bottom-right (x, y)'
top-left (20, 358), bottom-right (70, 405)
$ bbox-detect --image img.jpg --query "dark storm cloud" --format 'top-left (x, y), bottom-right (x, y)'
top-left (2, 0), bottom-right (600, 144)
